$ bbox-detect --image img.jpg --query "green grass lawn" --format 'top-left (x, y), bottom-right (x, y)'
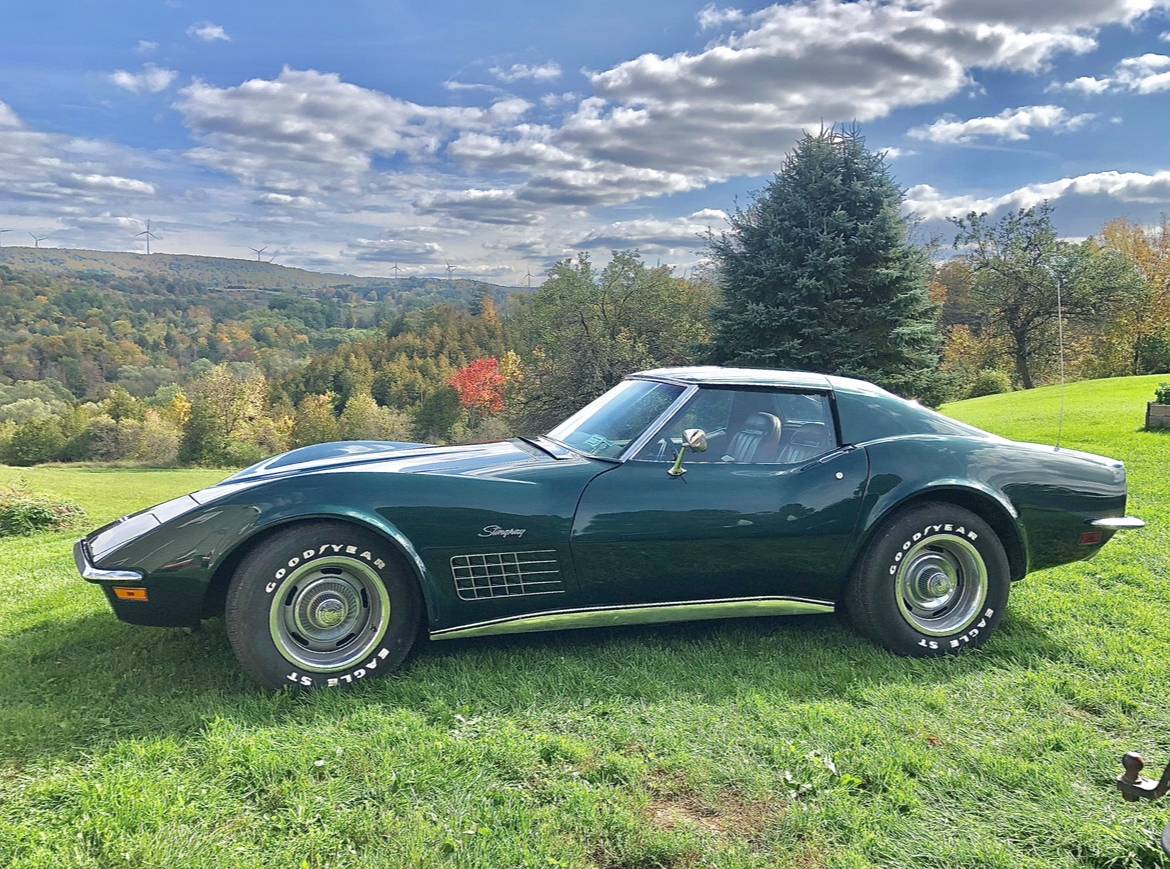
top-left (0, 375), bottom-right (1167, 868)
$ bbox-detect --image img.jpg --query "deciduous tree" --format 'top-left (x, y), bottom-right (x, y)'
top-left (450, 357), bottom-right (506, 418)
top-left (1101, 217), bottom-right (1170, 374)
top-left (513, 252), bottom-right (712, 430)
top-left (952, 203), bottom-right (1140, 389)
top-left (291, 393), bottom-right (340, 448)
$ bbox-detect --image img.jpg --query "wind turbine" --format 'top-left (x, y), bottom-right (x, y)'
top-left (267, 254), bottom-right (277, 264)
top-left (0, 229), bottom-right (10, 248)
top-left (29, 233), bottom-right (47, 248)
top-left (136, 219), bottom-right (158, 255)
top-left (390, 262), bottom-right (401, 280)
top-left (250, 246), bottom-right (267, 262)
top-left (445, 261), bottom-right (455, 285)
top-left (525, 264), bottom-right (535, 289)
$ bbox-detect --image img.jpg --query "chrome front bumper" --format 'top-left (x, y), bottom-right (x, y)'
top-left (1091, 517), bottom-right (1146, 530)
top-left (73, 539), bottom-right (144, 583)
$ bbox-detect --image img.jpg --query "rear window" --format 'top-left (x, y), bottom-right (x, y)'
top-left (835, 390), bottom-right (986, 444)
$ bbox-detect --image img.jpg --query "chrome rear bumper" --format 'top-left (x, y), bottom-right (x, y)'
top-left (1091, 517), bottom-right (1146, 530)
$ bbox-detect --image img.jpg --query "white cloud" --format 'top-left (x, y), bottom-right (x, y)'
top-left (348, 236), bottom-right (444, 263)
top-left (549, 0), bottom-right (1117, 189)
top-left (442, 80), bottom-right (503, 94)
top-left (110, 64), bottom-right (178, 94)
top-left (253, 192), bottom-right (316, 208)
top-left (1051, 53), bottom-right (1170, 94)
top-left (0, 102), bottom-right (20, 129)
top-left (909, 105), bottom-right (1095, 143)
top-left (933, 0), bottom-right (1169, 28)
top-left (177, 68), bottom-right (532, 192)
top-left (416, 188), bottom-right (541, 225)
top-left (187, 22), bottom-right (231, 42)
top-left (907, 170), bottom-right (1170, 222)
top-left (575, 209), bottom-right (728, 251)
top-left (135, 40), bottom-right (158, 55)
top-left (0, 99), bottom-right (160, 237)
top-left (881, 147), bottom-right (917, 159)
top-left (489, 62), bottom-right (562, 83)
top-left (1113, 53), bottom-right (1170, 92)
top-left (697, 4), bottom-right (746, 30)
top-left (68, 173), bottom-right (156, 195)
top-left (540, 91), bottom-right (578, 108)
top-left (1051, 75), bottom-right (1112, 95)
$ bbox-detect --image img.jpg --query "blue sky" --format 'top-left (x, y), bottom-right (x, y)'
top-left (1, 1), bottom-right (1169, 282)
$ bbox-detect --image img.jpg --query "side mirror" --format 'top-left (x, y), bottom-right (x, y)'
top-left (668, 428), bottom-right (708, 477)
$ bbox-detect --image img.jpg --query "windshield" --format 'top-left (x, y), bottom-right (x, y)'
top-left (547, 379), bottom-right (685, 459)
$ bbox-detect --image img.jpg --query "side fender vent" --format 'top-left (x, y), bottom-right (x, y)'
top-left (451, 550), bottom-right (564, 601)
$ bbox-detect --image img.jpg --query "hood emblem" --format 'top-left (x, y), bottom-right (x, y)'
top-left (479, 524), bottom-right (527, 540)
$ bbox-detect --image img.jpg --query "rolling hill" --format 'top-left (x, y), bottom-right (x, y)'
top-left (0, 246), bottom-right (531, 400)
top-left (0, 245), bottom-right (526, 302)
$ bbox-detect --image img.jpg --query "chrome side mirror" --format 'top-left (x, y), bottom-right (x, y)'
top-left (668, 428), bottom-right (708, 477)
top-left (683, 428), bottom-right (708, 452)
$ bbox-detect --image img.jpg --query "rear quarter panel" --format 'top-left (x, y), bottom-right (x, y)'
top-left (858, 435), bottom-right (1127, 575)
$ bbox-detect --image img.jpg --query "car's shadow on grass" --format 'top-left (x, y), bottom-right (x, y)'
top-left (0, 607), bottom-right (1068, 765)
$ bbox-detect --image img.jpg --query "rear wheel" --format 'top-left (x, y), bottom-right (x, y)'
top-left (225, 521), bottom-right (421, 689)
top-left (845, 503), bottom-right (1010, 657)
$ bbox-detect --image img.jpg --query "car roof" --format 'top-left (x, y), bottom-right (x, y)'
top-left (632, 366), bottom-right (887, 395)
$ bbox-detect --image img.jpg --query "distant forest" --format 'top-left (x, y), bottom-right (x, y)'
top-left (0, 261), bottom-right (527, 400)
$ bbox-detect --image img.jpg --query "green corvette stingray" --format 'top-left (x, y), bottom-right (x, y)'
top-left (75, 367), bottom-right (1143, 689)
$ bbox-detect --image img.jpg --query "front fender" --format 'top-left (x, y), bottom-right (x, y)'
top-left (86, 490), bottom-right (440, 628)
top-left (207, 503), bottom-right (437, 624)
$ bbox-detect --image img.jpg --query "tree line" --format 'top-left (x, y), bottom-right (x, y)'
top-left (0, 126), bottom-right (1166, 467)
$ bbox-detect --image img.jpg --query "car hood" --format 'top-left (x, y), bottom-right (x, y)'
top-left (221, 438), bottom-right (563, 485)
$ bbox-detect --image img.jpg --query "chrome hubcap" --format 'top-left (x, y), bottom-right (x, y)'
top-left (268, 557), bottom-right (391, 672)
top-left (896, 535), bottom-right (987, 636)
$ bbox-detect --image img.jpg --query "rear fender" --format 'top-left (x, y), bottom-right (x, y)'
top-left (858, 479), bottom-right (1028, 581)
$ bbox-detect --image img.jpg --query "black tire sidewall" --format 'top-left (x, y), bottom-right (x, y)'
top-left (225, 522), bottom-right (420, 689)
top-left (852, 505), bottom-right (1010, 656)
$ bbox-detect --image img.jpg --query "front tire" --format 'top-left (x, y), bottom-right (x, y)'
top-left (225, 521), bottom-right (421, 689)
top-left (845, 503), bottom-right (1010, 657)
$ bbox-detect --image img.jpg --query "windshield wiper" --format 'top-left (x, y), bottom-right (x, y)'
top-left (522, 435), bottom-right (622, 463)
top-left (516, 435), bottom-right (562, 458)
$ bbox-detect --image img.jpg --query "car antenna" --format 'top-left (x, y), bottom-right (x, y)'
top-left (1055, 278), bottom-right (1066, 450)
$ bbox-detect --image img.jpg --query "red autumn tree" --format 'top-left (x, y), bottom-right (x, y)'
top-left (450, 357), bottom-right (506, 416)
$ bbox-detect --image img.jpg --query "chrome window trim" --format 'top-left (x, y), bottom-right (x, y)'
top-left (622, 382), bottom-right (842, 466)
top-left (618, 382), bottom-right (700, 462)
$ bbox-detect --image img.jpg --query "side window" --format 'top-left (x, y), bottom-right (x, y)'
top-left (635, 389), bottom-right (733, 462)
top-left (635, 388), bottom-right (837, 464)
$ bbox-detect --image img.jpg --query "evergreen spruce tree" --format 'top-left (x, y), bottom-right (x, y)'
top-left (710, 126), bottom-right (941, 398)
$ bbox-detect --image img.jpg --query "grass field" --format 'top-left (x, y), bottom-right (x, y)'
top-left (0, 375), bottom-right (1167, 868)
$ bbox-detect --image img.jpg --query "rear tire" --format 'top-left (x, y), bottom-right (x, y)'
top-left (845, 503), bottom-right (1010, 657)
top-left (225, 521), bottom-right (421, 689)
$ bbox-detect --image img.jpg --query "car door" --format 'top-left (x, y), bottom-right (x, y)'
top-left (569, 386), bottom-right (869, 607)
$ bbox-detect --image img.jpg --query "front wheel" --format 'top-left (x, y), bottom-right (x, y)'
top-left (224, 521), bottom-right (421, 689)
top-left (844, 503), bottom-right (1010, 657)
